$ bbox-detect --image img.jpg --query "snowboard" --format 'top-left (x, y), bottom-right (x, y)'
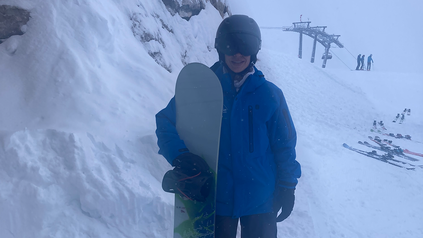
top-left (174, 62), bottom-right (223, 238)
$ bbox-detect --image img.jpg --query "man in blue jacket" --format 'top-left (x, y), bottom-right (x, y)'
top-left (156, 15), bottom-right (301, 238)
top-left (356, 54), bottom-right (362, 70)
top-left (367, 54), bottom-right (374, 71)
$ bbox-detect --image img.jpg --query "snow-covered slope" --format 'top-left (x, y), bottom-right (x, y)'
top-left (258, 31), bottom-right (423, 237)
top-left (1, 0), bottom-right (422, 237)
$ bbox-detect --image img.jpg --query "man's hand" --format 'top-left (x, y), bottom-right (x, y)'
top-left (273, 187), bottom-right (295, 222)
top-left (172, 152), bottom-right (210, 175)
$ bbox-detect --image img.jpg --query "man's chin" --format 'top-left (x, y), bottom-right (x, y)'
top-left (229, 64), bottom-right (247, 73)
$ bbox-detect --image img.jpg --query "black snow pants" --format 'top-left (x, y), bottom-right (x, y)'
top-left (356, 60), bottom-right (361, 70)
top-left (215, 212), bottom-right (277, 238)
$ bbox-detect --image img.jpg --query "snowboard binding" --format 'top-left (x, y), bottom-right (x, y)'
top-left (162, 168), bottom-right (214, 202)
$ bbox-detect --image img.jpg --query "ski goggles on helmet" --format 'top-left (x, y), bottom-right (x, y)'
top-left (215, 33), bottom-right (261, 56)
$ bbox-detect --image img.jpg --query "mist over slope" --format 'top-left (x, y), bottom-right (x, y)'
top-left (229, 0), bottom-right (423, 73)
top-left (1, 0), bottom-right (422, 238)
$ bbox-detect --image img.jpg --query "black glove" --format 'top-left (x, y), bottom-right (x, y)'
top-left (172, 152), bottom-right (210, 176)
top-left (273, 187), bottom-right (295, 222)
top-left (163, 152), bottom-right (213, 202)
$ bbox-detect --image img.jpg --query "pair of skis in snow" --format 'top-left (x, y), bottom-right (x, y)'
top-left (384, 133), bottom-right (411, 140)
top-left (392, 114), bottom-right (405, 123)
top-left (342, 143), bottom-right (418, 170)
top-left (368, 136), bottom-right (423, 158)
top-left (370, 129), bottom-right (415, 142)
top-left (393, 108), bottom-right (410, 123)
top-left (402, 108), bottom-right (411, 116)
top-left (372, 120), bottom-right (386, 131)
top-left (380, 132), bottom-right (422, 144)
top-left (342, 136), bottom-right (423, 170)
top-left (362, 138), bottom-right (419, 162)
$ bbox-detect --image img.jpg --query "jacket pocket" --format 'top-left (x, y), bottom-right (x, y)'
top-left (248, 105), bottom-right (254, 153)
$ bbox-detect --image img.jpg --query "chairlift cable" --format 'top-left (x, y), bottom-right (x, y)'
top-left (329, 49), bottom-right (353, 70)
top-left (343, 47), bottom-right (358, 59)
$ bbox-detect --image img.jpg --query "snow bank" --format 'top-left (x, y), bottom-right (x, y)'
top-left (0, 129), bottom-right (173, 237)
top-left (0, 0), bottom-right (222, 237)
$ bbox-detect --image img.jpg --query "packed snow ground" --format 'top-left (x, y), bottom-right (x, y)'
top-left (0, 0), bottom-right (422, 238)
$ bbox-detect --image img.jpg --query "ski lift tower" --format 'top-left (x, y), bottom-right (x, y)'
top-left (283, 21), bottom-right (344, 68)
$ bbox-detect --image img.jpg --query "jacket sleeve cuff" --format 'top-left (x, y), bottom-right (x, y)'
top-left (276, 180), bottom-right (298, 189)
top-left (158, 142), bottom-right (189, 165)
top-left (168, 148), bottom-right (189, 165)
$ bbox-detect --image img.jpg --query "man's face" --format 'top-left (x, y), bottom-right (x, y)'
top-left (225, 54), bottom-right (251, 73)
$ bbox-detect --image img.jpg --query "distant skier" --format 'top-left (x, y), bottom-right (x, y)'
top-left (360, 55), bottom-right (365, 70)
top-left (356, 54), bottom-right (362, 70)
top-left (402, 108), bottom-right (407, 115)
top-left (373, 120), bottom-right (377, 129)
top-left (367, 54), bottom-right (374, 71)
top-left (407, 109), bottom-right (411, 115)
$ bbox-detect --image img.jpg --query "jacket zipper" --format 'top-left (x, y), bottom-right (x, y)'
top-left (248, 105), bottom-right (254, 153)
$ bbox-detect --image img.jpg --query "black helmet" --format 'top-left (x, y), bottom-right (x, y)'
top-left (215, 15), bottom-right (261, 63)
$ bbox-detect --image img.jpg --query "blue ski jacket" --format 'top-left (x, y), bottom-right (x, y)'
top-left (156, 62), bottom-right (301, 218)
top-left (367, 55), bottom-right (373, 63)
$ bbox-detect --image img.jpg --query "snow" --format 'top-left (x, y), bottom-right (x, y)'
top-left (0, 0), bottom-right (422, 237)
